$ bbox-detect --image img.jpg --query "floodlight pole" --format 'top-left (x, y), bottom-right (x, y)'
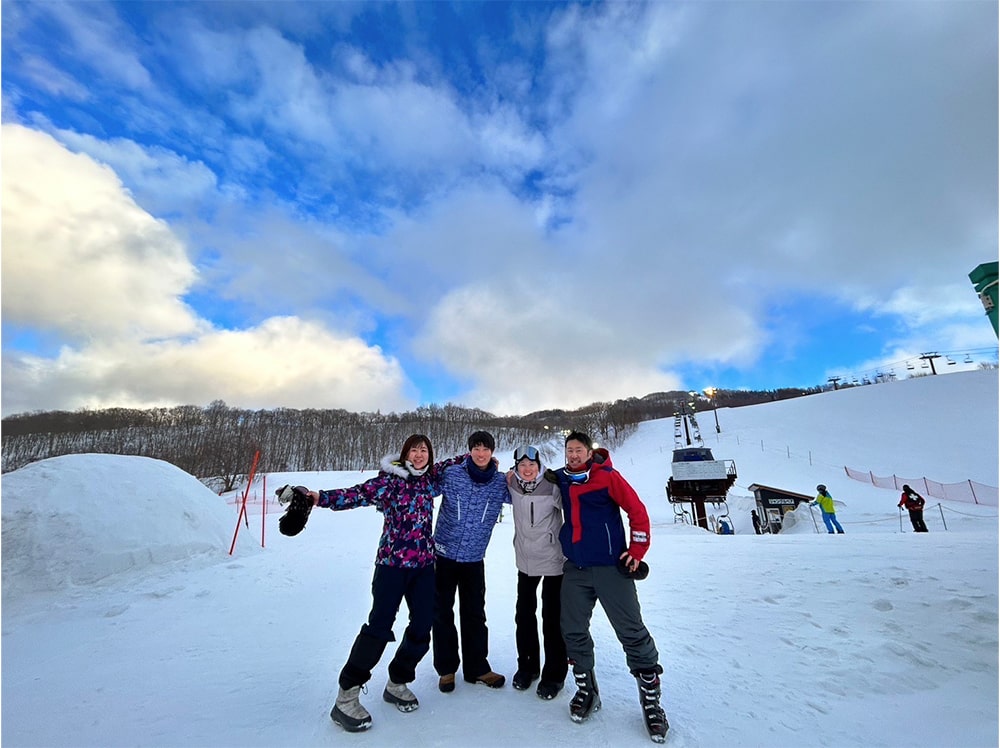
top-left (702, 387), bottom-right (721, 433)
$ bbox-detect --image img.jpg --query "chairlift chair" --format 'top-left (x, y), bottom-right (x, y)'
top-left (964, 354), bottom-right (973, 363)
top-left (716, 500), bottom-right (731, 521)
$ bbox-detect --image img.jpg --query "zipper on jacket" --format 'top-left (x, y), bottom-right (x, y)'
top-left (530, 503), bottom-right (534, 526)
top-left (481, 502), bottom-right (489, 523)
top-left (604, 523), bottom-right (612, 554)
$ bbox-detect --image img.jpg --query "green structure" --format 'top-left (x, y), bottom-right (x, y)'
top-left (969, 261), bottom-right (999, 337)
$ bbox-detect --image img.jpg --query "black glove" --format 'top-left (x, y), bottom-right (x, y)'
top-left (543, 468), bottom-right (560, 484)
top-left (276, 485), bottom-right (313, 537)
top-left (617, 555), bottom-right (650, 581)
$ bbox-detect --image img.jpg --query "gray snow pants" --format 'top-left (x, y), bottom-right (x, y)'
top-left (560, 562), bottom-right (659, 674)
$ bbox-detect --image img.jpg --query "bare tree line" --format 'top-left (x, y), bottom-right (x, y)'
top-left (2, 385), bottom-right (825, 488)
top-left (1, 400), bottom-right (639, 490)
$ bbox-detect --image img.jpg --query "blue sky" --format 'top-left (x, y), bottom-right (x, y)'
top-left (2, 0), bottom-right (997, 417)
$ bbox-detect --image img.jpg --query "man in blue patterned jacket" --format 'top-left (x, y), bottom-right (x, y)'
top-left (432, 430), bottom-right (511, 692)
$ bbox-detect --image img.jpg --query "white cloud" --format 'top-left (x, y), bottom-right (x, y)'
top-left (371, 181), bottom-right (768, 412)
top-left (541, 1), bottom-right (997, 313)
top-left (1, 125), bottom-right (203, 343)
top-left (2, 4), bottom-right (995, 417)
top-left (415, 283), bottom-right (684, 415)
top-left (858, 283), bottom-right (985, 327)
top-left (14, 54), bottom-right (92, 101)
top-left (42, 1), bottom-right (154, 91)
top-left (1, 317), bottom-right (413, 417)
top-left (50, 126), bottom-right (220, 216)
top-left (0, 126), bottom-right (415, 417)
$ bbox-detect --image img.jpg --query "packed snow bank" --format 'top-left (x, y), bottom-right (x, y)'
top-left (1, 454), bottom-right (257, 595)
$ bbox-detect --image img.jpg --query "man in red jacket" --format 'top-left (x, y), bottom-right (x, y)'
top-left (898, 484), bottom-right (929, 532)
top-left (546, 431), bottom-right (668, 743)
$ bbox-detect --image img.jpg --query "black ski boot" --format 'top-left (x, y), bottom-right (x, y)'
top-left (636, 670), bottom-right (669, 743)
top-left (569, 669), bottom-right (601, 723)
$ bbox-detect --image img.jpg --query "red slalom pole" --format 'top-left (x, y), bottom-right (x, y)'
top-left (261, 474), bottom-right (267, 548)
top-left (229, 450), bottom-right (261, 555)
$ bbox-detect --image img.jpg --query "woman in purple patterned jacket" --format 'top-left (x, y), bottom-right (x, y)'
top-left (302, 434), bottom-right (464, 733)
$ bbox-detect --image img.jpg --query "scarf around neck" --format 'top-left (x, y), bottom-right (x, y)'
top-left (404, 460), bottom-right (428, 477)
top-left (465, 455), bottom-right (497, 484)
top-left (515, 475), bottom-right (540, 494)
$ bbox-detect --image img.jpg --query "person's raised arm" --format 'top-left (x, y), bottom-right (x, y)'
top-left (313, 472), bottom-right (390, 511)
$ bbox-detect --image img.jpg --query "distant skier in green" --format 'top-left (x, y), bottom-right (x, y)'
top-left (812, 484), bottom-right (845, 533)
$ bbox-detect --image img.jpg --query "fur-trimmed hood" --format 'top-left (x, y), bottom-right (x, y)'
top-left (380, 453), bottom-right (427, 479)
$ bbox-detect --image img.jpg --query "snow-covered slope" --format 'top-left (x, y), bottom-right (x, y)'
top-left (1, 370), bottom-right (996, 747)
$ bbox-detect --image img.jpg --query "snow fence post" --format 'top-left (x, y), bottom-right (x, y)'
top-left (937, 503), bottom-right (948, 531)
top-left (969, 480), bottom-right (979, 505)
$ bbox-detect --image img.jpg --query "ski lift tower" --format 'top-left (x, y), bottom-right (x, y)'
top-left (665, 400), bottom-right (738, 530)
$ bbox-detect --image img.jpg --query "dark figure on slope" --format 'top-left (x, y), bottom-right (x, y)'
top-left (899, 484), bottom-right (929, 532)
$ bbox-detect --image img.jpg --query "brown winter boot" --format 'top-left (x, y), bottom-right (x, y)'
top-left (465, 671), bottom-right (506, 688)
top-left (438, 673), bottom-right (456, 693)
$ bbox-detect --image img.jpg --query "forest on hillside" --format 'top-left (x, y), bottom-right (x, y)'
top-left (1, 385), bottom-right (824, 489)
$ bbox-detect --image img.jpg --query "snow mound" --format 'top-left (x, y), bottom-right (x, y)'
top-left (1, 454), bottom-right (256, 594)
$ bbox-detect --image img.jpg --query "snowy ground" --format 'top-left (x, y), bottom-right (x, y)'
top-left (2, 370), bottom-right (997, 747)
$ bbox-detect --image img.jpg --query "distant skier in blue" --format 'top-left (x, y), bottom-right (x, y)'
top-left (812, 484), bottom-right (845, 534)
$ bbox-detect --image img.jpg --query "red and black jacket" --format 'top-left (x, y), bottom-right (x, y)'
top-left (549, 449), bottom-right (651, 568)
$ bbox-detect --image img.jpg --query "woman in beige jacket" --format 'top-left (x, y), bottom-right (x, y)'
top-left (506, 444), bottom-right (567, 700)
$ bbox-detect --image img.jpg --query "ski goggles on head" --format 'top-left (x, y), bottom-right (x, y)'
top-left (565, 467), bottom-right (590, 484)
top-left (514, 445), bottom-right (540, 463)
